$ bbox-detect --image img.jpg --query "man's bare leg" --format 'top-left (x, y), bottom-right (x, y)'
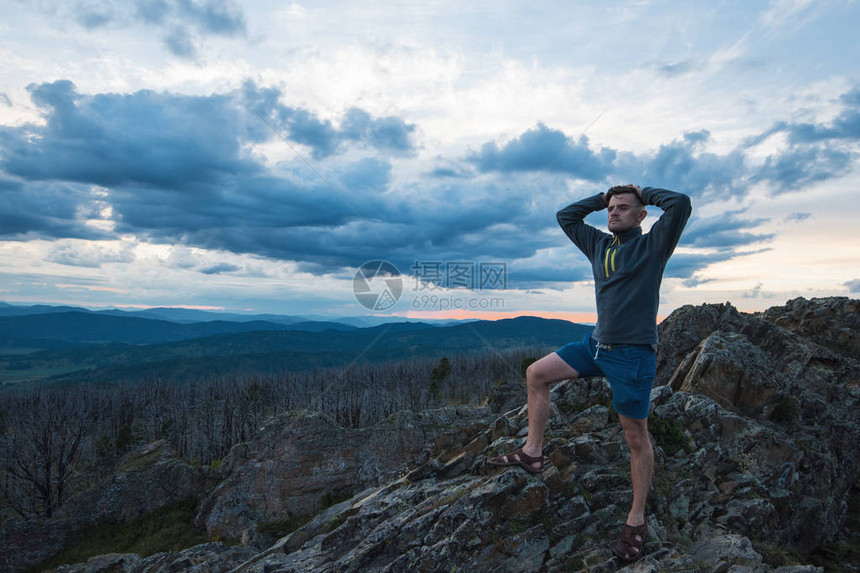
top-left (618, 414), bottom-right (653, 526)
top-left (518, 352), bottom-right (578, 467)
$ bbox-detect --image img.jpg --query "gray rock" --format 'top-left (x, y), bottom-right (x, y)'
top-left (687, 534), bottom-right (763, 567)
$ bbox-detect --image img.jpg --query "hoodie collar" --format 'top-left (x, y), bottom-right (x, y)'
top-left (615, 226), bottom-right (642, 243)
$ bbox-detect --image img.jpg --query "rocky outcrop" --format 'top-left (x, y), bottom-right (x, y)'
top-left (196, 406), bottom-right (488, 544)
top-left (0, 440), bottom-right (218, 573)
top-left (58, 440), bottom-right (219, 524)
top-left (761, 296), bottom-right (860, 360)
top-left (8, 297), bottom-right (860, 572)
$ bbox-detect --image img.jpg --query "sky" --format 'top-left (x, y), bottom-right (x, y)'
top-left (0, 0), bottom-right (858, 322)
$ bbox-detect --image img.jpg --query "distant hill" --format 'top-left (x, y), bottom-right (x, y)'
top-left (0, 311), bottom-right (338, 347)
top-left (0, 302), bottom-right (462, 328)
top-left (0, 315), bottom-right (592, 388)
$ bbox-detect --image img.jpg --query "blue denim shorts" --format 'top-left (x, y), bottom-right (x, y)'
top-left (556, 333), bottom-right (656, 419)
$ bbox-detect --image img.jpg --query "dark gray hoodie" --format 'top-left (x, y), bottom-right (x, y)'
top-left (556, 187), bottom-right (692, 345)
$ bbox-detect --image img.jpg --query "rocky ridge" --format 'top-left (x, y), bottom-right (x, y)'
top-left (2, 297), bottom-right (858, 572)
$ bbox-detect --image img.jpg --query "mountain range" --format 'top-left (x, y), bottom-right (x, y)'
top-left (0, 303), bottom-right (592, 389)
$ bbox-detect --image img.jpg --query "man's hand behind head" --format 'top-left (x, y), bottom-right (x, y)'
top-left (604, 184), bottom-right (644, 207)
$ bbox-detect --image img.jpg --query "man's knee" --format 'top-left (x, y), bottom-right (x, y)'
top-left (526, 354), bottom-right (577, 390)
top-left (621, 420), bottom-right (652, 452)
top-left (526, 358), bottom-right (557, 389)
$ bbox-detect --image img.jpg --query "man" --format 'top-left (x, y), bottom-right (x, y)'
top-left (489, 184), bottom-right (691, 562)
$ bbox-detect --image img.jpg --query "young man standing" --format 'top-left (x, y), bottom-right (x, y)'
top-left (489, 184), bottom-right (692, 562)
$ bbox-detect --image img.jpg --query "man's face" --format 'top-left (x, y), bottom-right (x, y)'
top-left (607, 193), bottom-right (646, 233)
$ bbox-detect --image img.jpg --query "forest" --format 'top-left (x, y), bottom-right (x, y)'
top-left (0, 346), bottom-right (545, 522)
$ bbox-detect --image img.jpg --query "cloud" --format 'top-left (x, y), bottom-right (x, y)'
top-left (744, 86), bottom-right (859, 191)
top-left (45, 241), bottom-right (135, 268)
top-left (174, 0), bottom-right (245, 35)
top-left (66, 0), bottom-right (246, 59)
top-left (846, 279), bottom-right (860, 293)
top-left (75, 2), bottom-right (114, 29)
top-left (468, 126), bottom-right (750, 200)
top-left (0, 80), bottom-right (258, 189)
top-left (755, 146), bottom-right (852, 191)
top-left (616, 131), bottom-right (748, 200)
top-left (0, 177), bottom-right (108, 240)
top-left (759, 0), bottom-right (815, 29)
top-left (785, 212), bottom-right (811, 222)
top-left (656, 60), bottom-right (695, 77)
top-left (164, 25), bottom-right (198, 58)
top-left (200, 262), bottom-right (240, 274)
top-left (681, 211), bottom-right (774, 250)
top-left (241, 82), bottom-right (417, 159)
top-left (741, 282), bottom-right (775, 299)
top-left (665, 250), bottom-right (744, 281)
top-left (2, 80), bottom-right (855, 290)
top-left (467, 124), bottom-right (616, 182)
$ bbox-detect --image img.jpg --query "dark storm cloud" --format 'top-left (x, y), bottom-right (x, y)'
top-left (0, 81), bottom-right (257, 189)
top-left (664, 251), bottom-right (742, 280)
top-left (680, 212), bottom-right (774, 250)
top-left (2, 80), bottom-right (856, 288)
top-left (616, 131), bottom-right (748, 200)
top-left (507, 265), bottom-right (593, 285)
top-left (0, 177), bottom-right (106, 240)
top-left (469, 126), bottom-right (747, 199)
top-left (467, 124), bottom-right (616, 181)
top-left (755, 146), bottom-right (852, 191)
top-left (0, 80), bottom-right (415, 257)
top-left (241, 83), bottom-right (416, 159)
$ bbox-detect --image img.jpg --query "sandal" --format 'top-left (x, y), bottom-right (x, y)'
top-left (613, 523), bottom-right (647, 562)
top-left (487, 448), bottom-right (546, 474)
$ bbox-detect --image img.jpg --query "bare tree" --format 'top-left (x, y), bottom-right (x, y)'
top-left (1, 389), bottom-right (95, 518)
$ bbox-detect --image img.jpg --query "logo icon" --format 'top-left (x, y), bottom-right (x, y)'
top-left (353, 260), bottom-right (402, 311)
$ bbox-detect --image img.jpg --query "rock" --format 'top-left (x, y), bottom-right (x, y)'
top-left (687, 534), bottom-right (763, 568)
top-left (126, 543), bottom-right (256, 573)
top-left (0, 441), bottom-right (217, 573)
top-left (669, 331), bottom-right (779, 417)
top-left (55, 553), bottom-right (140, 572)
top-left (0, 518), bottom-right (74, 573)
top-left (487, 379), bottom-right (527, 414)
top-left (58, 440), bottom-right (218, 524)
top-left (196, 406), bottom-right (486, 542)
top-left (761, 296), bottom-right (859, 360)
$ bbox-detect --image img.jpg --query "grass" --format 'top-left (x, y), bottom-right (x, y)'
top-left (649, 413), bottom-right (693, 455)
top-left (29, 497), bottom-right (210, 572)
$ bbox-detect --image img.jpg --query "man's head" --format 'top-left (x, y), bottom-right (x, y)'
top-left (605, 185), bottom-right (646, 233)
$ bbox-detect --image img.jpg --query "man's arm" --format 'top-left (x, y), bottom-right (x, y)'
top-left (556, 193), bottom-right (609, 260)
top-left (640, 186), bottom-right (692, 258)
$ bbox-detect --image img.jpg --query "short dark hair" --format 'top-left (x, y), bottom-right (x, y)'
top-left (605, 185), bottom-right (643, 206)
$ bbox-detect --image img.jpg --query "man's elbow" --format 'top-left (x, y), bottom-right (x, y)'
top-left (680, 193), bottom-right (692, 216)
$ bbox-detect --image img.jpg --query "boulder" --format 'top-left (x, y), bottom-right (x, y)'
top-left (195, 406), bottom-right (487, 542)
